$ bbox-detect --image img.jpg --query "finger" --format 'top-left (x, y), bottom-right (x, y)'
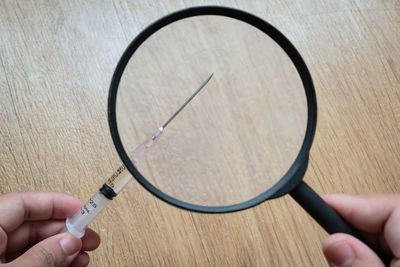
top-left (322, 194), bottom-right (398, 233)
top-left (7, 219), bottom-right (100, 253)
top-left (353, 231), bottom-right (392, 255)
top-left (384, 205), bottom-right (400, 258)
top-left (70, 252), bottom-right (90, 267)
top-left (0, 227), bottom-right (7, 257)
top-left (7, 220), bottom-right (65, 252)
top-left (390, 258), bottom-right (400, 267)
top-left (10, 233), bottom-right (81, 267)
top-left (0, 192), bottom-right (83, 233)
top-left (323, 194), bottom-right (400, 258)
top-left (5, 230), bottom-right (99, 265)
top-left (323, 233), bottom-right (384, 267)
top-left (4, 249), bottom-right (24, 262)
top-left (81, 228), bottom-right (101, 251)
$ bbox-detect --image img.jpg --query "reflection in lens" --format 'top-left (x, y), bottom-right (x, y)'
top-left (116, 16), bottom-right (307, 206)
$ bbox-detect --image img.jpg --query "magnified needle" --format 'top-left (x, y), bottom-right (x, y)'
top-left (64, 73), bottom-right (214, 238)
top-left (163, 73), bottom-right (213, 129)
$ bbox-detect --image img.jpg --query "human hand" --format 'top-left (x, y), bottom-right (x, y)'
top-left (322, 194), bottom-right (399, 267)
top-left (0, 192), bottom-right (101, 267)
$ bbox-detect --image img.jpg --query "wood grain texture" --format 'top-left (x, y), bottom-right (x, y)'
top-left (1, 0), bottom-right (399, 266)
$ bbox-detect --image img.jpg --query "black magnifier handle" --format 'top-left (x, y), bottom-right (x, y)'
top-left (290, 181), bottom-right (392, 266)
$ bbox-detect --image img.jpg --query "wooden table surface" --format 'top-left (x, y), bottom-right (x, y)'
top-left (1, 1), bottom-right (399, 266)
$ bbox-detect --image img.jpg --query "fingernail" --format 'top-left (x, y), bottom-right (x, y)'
top-left (325, 242), bottom-right (355, 267)
top-left (60, 234), bottom-right (80, 256)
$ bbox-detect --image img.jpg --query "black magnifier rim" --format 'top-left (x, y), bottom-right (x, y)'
top-left (108, 6), bottom-right (317, 213)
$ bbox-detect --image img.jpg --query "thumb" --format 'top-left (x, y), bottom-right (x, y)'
top-left (323, 233), bottom-right (384, 267)
top-left (11, 233), bottom-right (82, 267)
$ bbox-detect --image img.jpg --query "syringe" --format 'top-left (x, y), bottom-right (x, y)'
top-left (64, 74), bottom-right (213, 238)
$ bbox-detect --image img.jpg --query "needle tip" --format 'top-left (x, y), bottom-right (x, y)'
top-left (205, 73), bottom-right (214, 83)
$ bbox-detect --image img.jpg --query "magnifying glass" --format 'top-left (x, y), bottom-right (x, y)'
top-left (66, 6), bottom-right (391, 265)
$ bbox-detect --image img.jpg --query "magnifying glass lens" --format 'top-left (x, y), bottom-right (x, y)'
top-left (116, 16), bottom-right (307, 206)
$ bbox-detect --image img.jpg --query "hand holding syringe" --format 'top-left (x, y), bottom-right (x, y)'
top-left (64, 74), bottom-right (213, 238)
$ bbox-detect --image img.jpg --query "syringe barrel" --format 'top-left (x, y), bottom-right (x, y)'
top-left (104, 127), bottom-right (163, 194)
top-left (65, 190), bottom-right (110, 238)
top-left (104, 165), bottom-right (131, 195)
top-left (64, 127), bottom-right (164, 238)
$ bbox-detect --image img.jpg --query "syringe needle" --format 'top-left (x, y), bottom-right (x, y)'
top-left (133, 73), bottom-right (214, 162)
top-left (64, 73), bottom-right (214, 238)
top-left (162, 73), bottom-right (213, 129)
